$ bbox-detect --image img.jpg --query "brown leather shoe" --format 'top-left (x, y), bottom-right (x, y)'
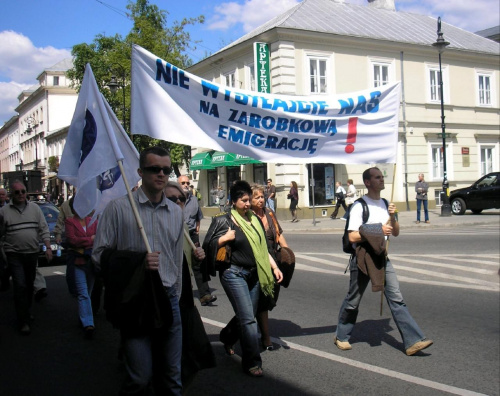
top-left (406, 339), bottom-right (433, 356)
top-left (200, 294), bottom-right (217, 306)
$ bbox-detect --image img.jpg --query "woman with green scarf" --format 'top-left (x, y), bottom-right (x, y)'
top-left (202, 181), bottom-right (283, 377)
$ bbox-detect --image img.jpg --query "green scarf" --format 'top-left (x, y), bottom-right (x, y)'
top-left (231, 209), bottom-right (275, 297)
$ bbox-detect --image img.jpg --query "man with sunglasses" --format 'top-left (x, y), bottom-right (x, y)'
top-left (177, 175), bottom-right (216, 306)
top-left (93, 147), bottom-right (184, 395)
top-left (0, 181), bottom-right (52, 335)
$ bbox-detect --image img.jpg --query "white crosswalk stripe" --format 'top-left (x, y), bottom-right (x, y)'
top-left (295, 252), bottom-right (500, 292)
top-left (403, 225), bottom-right (499, 236)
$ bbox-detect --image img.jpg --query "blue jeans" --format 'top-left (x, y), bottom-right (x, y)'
top-left (266, 198), bottom-right (275, 212)
top-left (416, 199), bottom-right (429, 222)
top-left (6, 252), bottom-right (38, 326)
top-left (120, 287), bottom-right (182, 396)
top-left (220, 265), bottom-right (262, 371)
top-left (336, 257), bottom-right (426, 350)
top-left (67, 252), bottom-right (95, 328)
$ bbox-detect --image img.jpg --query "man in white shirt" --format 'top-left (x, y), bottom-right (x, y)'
top-left (330, 182), bottom-right (347, 219)
top-left (334, 167), bottom-right (433, 356)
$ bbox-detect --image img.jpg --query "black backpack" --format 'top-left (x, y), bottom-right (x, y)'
top-left (342, 198), bottom-right (388, 254)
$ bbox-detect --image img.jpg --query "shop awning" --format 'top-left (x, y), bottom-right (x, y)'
top-left (210, 151), bottom-right (262, 167)
top-left (233, 154), bottom-right (262, 165)
top-left (210, 151), bottom-right (237, 167)
top-left (189, 151), bottom-right (214, 170)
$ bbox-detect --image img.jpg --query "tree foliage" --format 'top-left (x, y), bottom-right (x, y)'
top-left (67, 0), bottom-right (204, 176)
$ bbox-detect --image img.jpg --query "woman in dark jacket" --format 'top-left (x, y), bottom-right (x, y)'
top-left (288, 181), bottom-right (299, 222)
top-left (202, 180), bottom-right (283, 377)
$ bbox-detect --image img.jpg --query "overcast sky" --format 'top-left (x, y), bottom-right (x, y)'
top-left (0, 0), bottom-right (498, 124)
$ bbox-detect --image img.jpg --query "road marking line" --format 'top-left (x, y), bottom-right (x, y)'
top-left (294, 264), bottom-right (499, 292)
top-left (295, 254), bottom-right (347, 269)
top-left (391, 256), bottom-right (496, 274)
top-left (390, 263), bottom-right (498, 286)
top-left (298, 253), bottom-right (498, 274)
top-left (201, 317), bottom-right (486, 396)
top-left (396, 254), bottom-right (499, 267)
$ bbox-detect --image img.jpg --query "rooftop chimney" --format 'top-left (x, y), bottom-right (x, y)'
top-left (367, 0), bottom-right (396, 11)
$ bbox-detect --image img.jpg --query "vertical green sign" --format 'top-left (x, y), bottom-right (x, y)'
top-left (254, 42), bottom-right (270, 93)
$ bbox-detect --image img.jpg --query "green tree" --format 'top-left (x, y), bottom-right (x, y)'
top-left (67, 0), bottom-right (204, 176)
top-left (48, 156), bottom-right (59, 172)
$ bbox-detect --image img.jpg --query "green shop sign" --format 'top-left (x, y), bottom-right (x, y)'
top-left (254, 42), bottom-right (270, 93)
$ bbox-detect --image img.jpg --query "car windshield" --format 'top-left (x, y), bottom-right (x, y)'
top-left (39, 205), bottom-right (59, 222)
top-left (477, 174), bottom-right (497, 188)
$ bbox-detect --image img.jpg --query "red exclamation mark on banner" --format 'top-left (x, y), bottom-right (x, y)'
top-left (345, 117), bottom-right (358, 154)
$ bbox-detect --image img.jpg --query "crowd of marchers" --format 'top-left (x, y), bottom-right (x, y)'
top-left (0, 147), bottom-right (432, 395)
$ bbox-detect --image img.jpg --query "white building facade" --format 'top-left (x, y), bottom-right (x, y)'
top-left (187, 0), bottom-right (499, 218)
top-left (0, 58), bottom-right (77, 197)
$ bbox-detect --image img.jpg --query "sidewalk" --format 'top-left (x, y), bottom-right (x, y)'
top-left (200, 209), bottom-right (500, 234)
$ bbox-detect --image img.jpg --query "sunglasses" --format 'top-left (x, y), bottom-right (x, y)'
top-left (166, 195), bottom-right (187, 204)
top-left (180, 181), bottom-right (190, 186)
top-left (142, 166), bottom-right (171, 175)
top-left (14, 189), bottom-right (27, 195)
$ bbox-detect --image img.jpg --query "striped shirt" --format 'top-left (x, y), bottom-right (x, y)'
top-left (0, 201), bottom-right (50, 254)
top-left (92, 188), bottom-right (184, 297)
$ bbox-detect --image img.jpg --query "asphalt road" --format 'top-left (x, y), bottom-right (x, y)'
top-left (0, 224), bottom-right (498, 396)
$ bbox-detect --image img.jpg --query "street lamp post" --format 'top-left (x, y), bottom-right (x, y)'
top-left (106, 64), bottom-right (127, 128)
top-left (432, 17), bottom-right (452, 216)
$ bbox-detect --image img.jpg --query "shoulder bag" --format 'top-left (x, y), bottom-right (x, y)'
top-left (268, 211), bottom-right (295, 288)
top-left (215, 221), bottom-right (232, 268)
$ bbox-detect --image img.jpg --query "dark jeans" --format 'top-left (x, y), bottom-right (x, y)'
top-left (6, 252), bottom-right (38, 325)
top-left (331, 199), bottom-right (347, 218)
top-left (189, 230), bottom-right (210, 299)
top-left (220, 265), bottom-right (261, 371)
top-left (416, 199), bottom-right (429, 222)
top-left (120, 287), bottom-right (182, 396)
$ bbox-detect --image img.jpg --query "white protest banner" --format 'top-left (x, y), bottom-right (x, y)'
top-left (59, 64), bottom-right (140, 221)
top-left (131, 45), bottom-right (400, 164)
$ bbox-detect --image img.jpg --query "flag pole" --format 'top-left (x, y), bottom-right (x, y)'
top-left (117, 159), bottom-right (152, 253)
top-left (381, 162), bottom-right (398, 316)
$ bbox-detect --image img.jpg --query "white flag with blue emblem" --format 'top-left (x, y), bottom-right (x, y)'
top-left (58, 63), bottom-right (140, 221)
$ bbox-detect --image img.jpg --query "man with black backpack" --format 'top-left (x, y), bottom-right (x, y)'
top-left (335, 167), bottom-right (433, 356)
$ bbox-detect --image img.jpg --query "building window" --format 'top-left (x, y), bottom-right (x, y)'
top-left (480, 146), bottom-right (494, 175)
top-left (477, 73), bottom-right (492, 105)
top-left (431, 145), bottom-right (444, 179)
top-left (207, 170), bottom-right (218, 207)
top-left (253, 163), bottom-right (267, 185)
top-left (246, 63), bottom-right (255, 91)
top-left (308, 163), bottom-right (336, 206)
top-left (369, 58), bottom-right (393, 88)
top-left (427, 64), bottom-right (449, 103)
top-left (429, 69), bottom-right (441, 102)
top-left (309, 57), bottom-right (327, 94)
top-left (53, 76), bottom-right (59, 86)
top-left (434, 190), bottom-right (442, 206)
top-left (431, 143), bottom-right (453, 181)
top-left (373, 64), bottom-right (389, 87)
top-left (224, 71), bottom-right (236, 88)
